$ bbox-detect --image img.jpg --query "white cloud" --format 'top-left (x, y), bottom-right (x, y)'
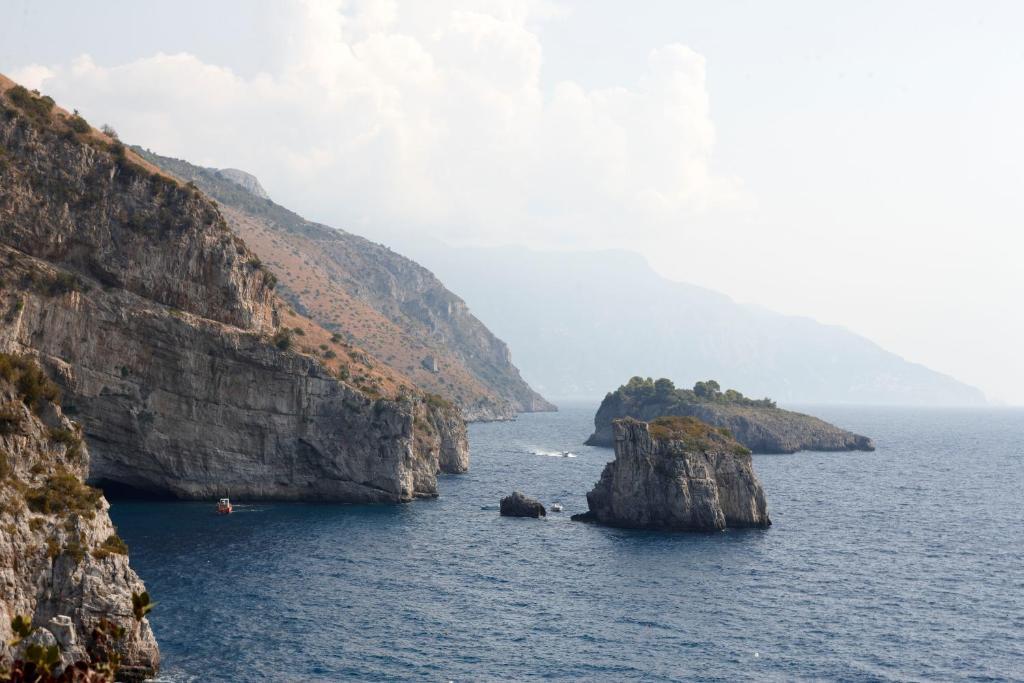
top-left (14, 0), bottom-right (738, 251)
top-left (8, 63), bottom-right (54, 90)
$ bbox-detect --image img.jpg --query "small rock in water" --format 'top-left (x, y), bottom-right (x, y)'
top-left (499, 491), bottom-right (546, 518)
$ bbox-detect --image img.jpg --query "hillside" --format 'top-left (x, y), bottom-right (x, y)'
top-left (586, 377), bottom-right (875, 454)
top-left (400, 243), bottom-right (986, 406)
top-left (0, 75), bottom-right (467, 502)
top-left (130, 148), bottom-right (554, 421)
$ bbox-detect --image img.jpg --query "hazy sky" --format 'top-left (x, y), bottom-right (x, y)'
top-left (2, 1), bottom-right (1022, 403)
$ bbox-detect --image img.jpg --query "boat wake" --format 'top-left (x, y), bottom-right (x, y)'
top-left (529, 449), bottom-right (578, 458)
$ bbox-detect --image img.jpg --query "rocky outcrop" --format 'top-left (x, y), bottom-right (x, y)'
top-left (423, 400), bottom-right (470, 474)
top-left (0, 77), bottom-right (466, 502)
top-left (0, 354), bottom-right (159, 677)
top-left (131, 147), bottom-right (555, 421)
top-left (573, 417), bottom-right (770, 531)
top-left (586, 378), bottom-right (874, 454)
top-left (217, 168), bottom-right (270, 200)
top-left (499, 492), bottom-right (546, 518)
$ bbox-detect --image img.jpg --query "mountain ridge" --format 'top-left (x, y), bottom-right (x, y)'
top-left (397, 242), bottom-right (986, 406)
top-left (131, 147), bottom-right (555, 421)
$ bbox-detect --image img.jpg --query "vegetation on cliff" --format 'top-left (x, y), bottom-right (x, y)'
top-left (587, 376), bottom-right (874, 454)
top-left (0, 354), bottom-right (159, 680)
top-left (647, 416), bottom-right (752, 456)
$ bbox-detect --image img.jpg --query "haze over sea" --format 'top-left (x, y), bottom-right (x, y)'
top-left (110, 404), bottom-right (1024, 682)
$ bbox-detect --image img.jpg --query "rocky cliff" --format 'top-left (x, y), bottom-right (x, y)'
top-left (574, 417), bottom-right (770, 531)
top-left (131, 147), bottom-right (554, 421)
top-left (0, 354), bottom-right (159, 678)
top-left (0, 76), bottom-right (466, 502)
top-left (586, 377), bottom-right (874, 454)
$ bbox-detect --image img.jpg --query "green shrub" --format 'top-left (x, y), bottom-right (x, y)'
top-left (131, 591), bottom-right (155, 620)
top-left (648, 416), bottom-right (718, 448)
top-left (292, 327), bottom-right (305, 336)
top-left (25, 470), bottom-right (102, 519)
top-left (6, 85), bottom-right (55, 122)
top-left (48, 426), bottom-right (84, 461)
top-left (33, 270), bottom-right (87, 296)
top-left (0, 404), bottom-right (22, 435)
top-left (272, 330), bottom-right (292, 351)
top-left (64, 536), bottom-right (87, 563)
top-left (67, 113), bottom-right (91, 134)
top-left (0, 353), bottom-right (61, 411)
top-left (262, 269), bottom-right (277, 289)
top-left (93, 533), bottom-right (129, 559)
top-left (423, 393), bottom-right (452, 410)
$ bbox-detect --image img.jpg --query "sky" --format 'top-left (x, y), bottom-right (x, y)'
top-left (1, 0), bottom-right (1022, 403)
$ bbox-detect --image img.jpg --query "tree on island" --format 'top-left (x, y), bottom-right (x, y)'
top-left (618, 377), bottom-right (776, 409)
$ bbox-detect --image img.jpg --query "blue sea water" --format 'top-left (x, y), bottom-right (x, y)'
top-left (109, 404), bottom-right (1024, 682)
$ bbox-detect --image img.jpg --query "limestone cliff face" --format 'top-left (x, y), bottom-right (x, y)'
top-left (0, 78), bottom-right (466, 502)
top-left (575, 418), bottom-right (770, 531)
top-left (131, 148), bottom-right (555, 421)
top-left (0, 357), bottom-right (159, 677)
top-left (422, 401), bottom-right (470, 475)
top-left (586, 380), bottom-right (874, 454)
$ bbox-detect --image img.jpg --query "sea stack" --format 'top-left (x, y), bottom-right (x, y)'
top-left (573, 417), bottom-right (771, 531)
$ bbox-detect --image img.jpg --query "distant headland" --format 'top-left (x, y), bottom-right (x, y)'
top-left (586, 377), bottom-right (875, 454)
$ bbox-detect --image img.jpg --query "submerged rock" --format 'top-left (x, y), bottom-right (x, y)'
top-left (500, 492), bottom-right (547, 518)
top-left (575, 417), bottom-right (770, 531)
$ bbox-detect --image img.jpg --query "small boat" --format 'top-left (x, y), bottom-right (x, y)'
top-left (550, 503), bottom-right (563, 512)
top-left (216, 498), bottom-right (233, 515)
top-left (561, 451), bottom-right (571, 458)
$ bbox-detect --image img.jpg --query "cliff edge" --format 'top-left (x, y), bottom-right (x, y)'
top-left (0, 76), bottom-right (466, 502)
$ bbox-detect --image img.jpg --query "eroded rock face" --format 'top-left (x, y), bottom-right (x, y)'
top-left (500, 491), bottom-right (546, 518)
top-left (130, 147), bottom-right (556, 421)
top-left (0, 81), bottom-right (466, 503)
top-left (0, 362), bottom-right (160, 675)
top-left (586, 381), bottom-right (874, 454)
top-left (575, 418), bottom-right (770, 531)
top-left (424, 402), bottom-right (470, 474)
top-left (1, 252), bottom-right (447, 502)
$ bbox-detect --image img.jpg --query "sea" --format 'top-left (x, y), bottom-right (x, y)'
top-left (108, 403), bottom-right (1024, 682)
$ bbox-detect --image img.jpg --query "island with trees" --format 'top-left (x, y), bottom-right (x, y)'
top-left (585, 377), bottom-right (875, 454)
